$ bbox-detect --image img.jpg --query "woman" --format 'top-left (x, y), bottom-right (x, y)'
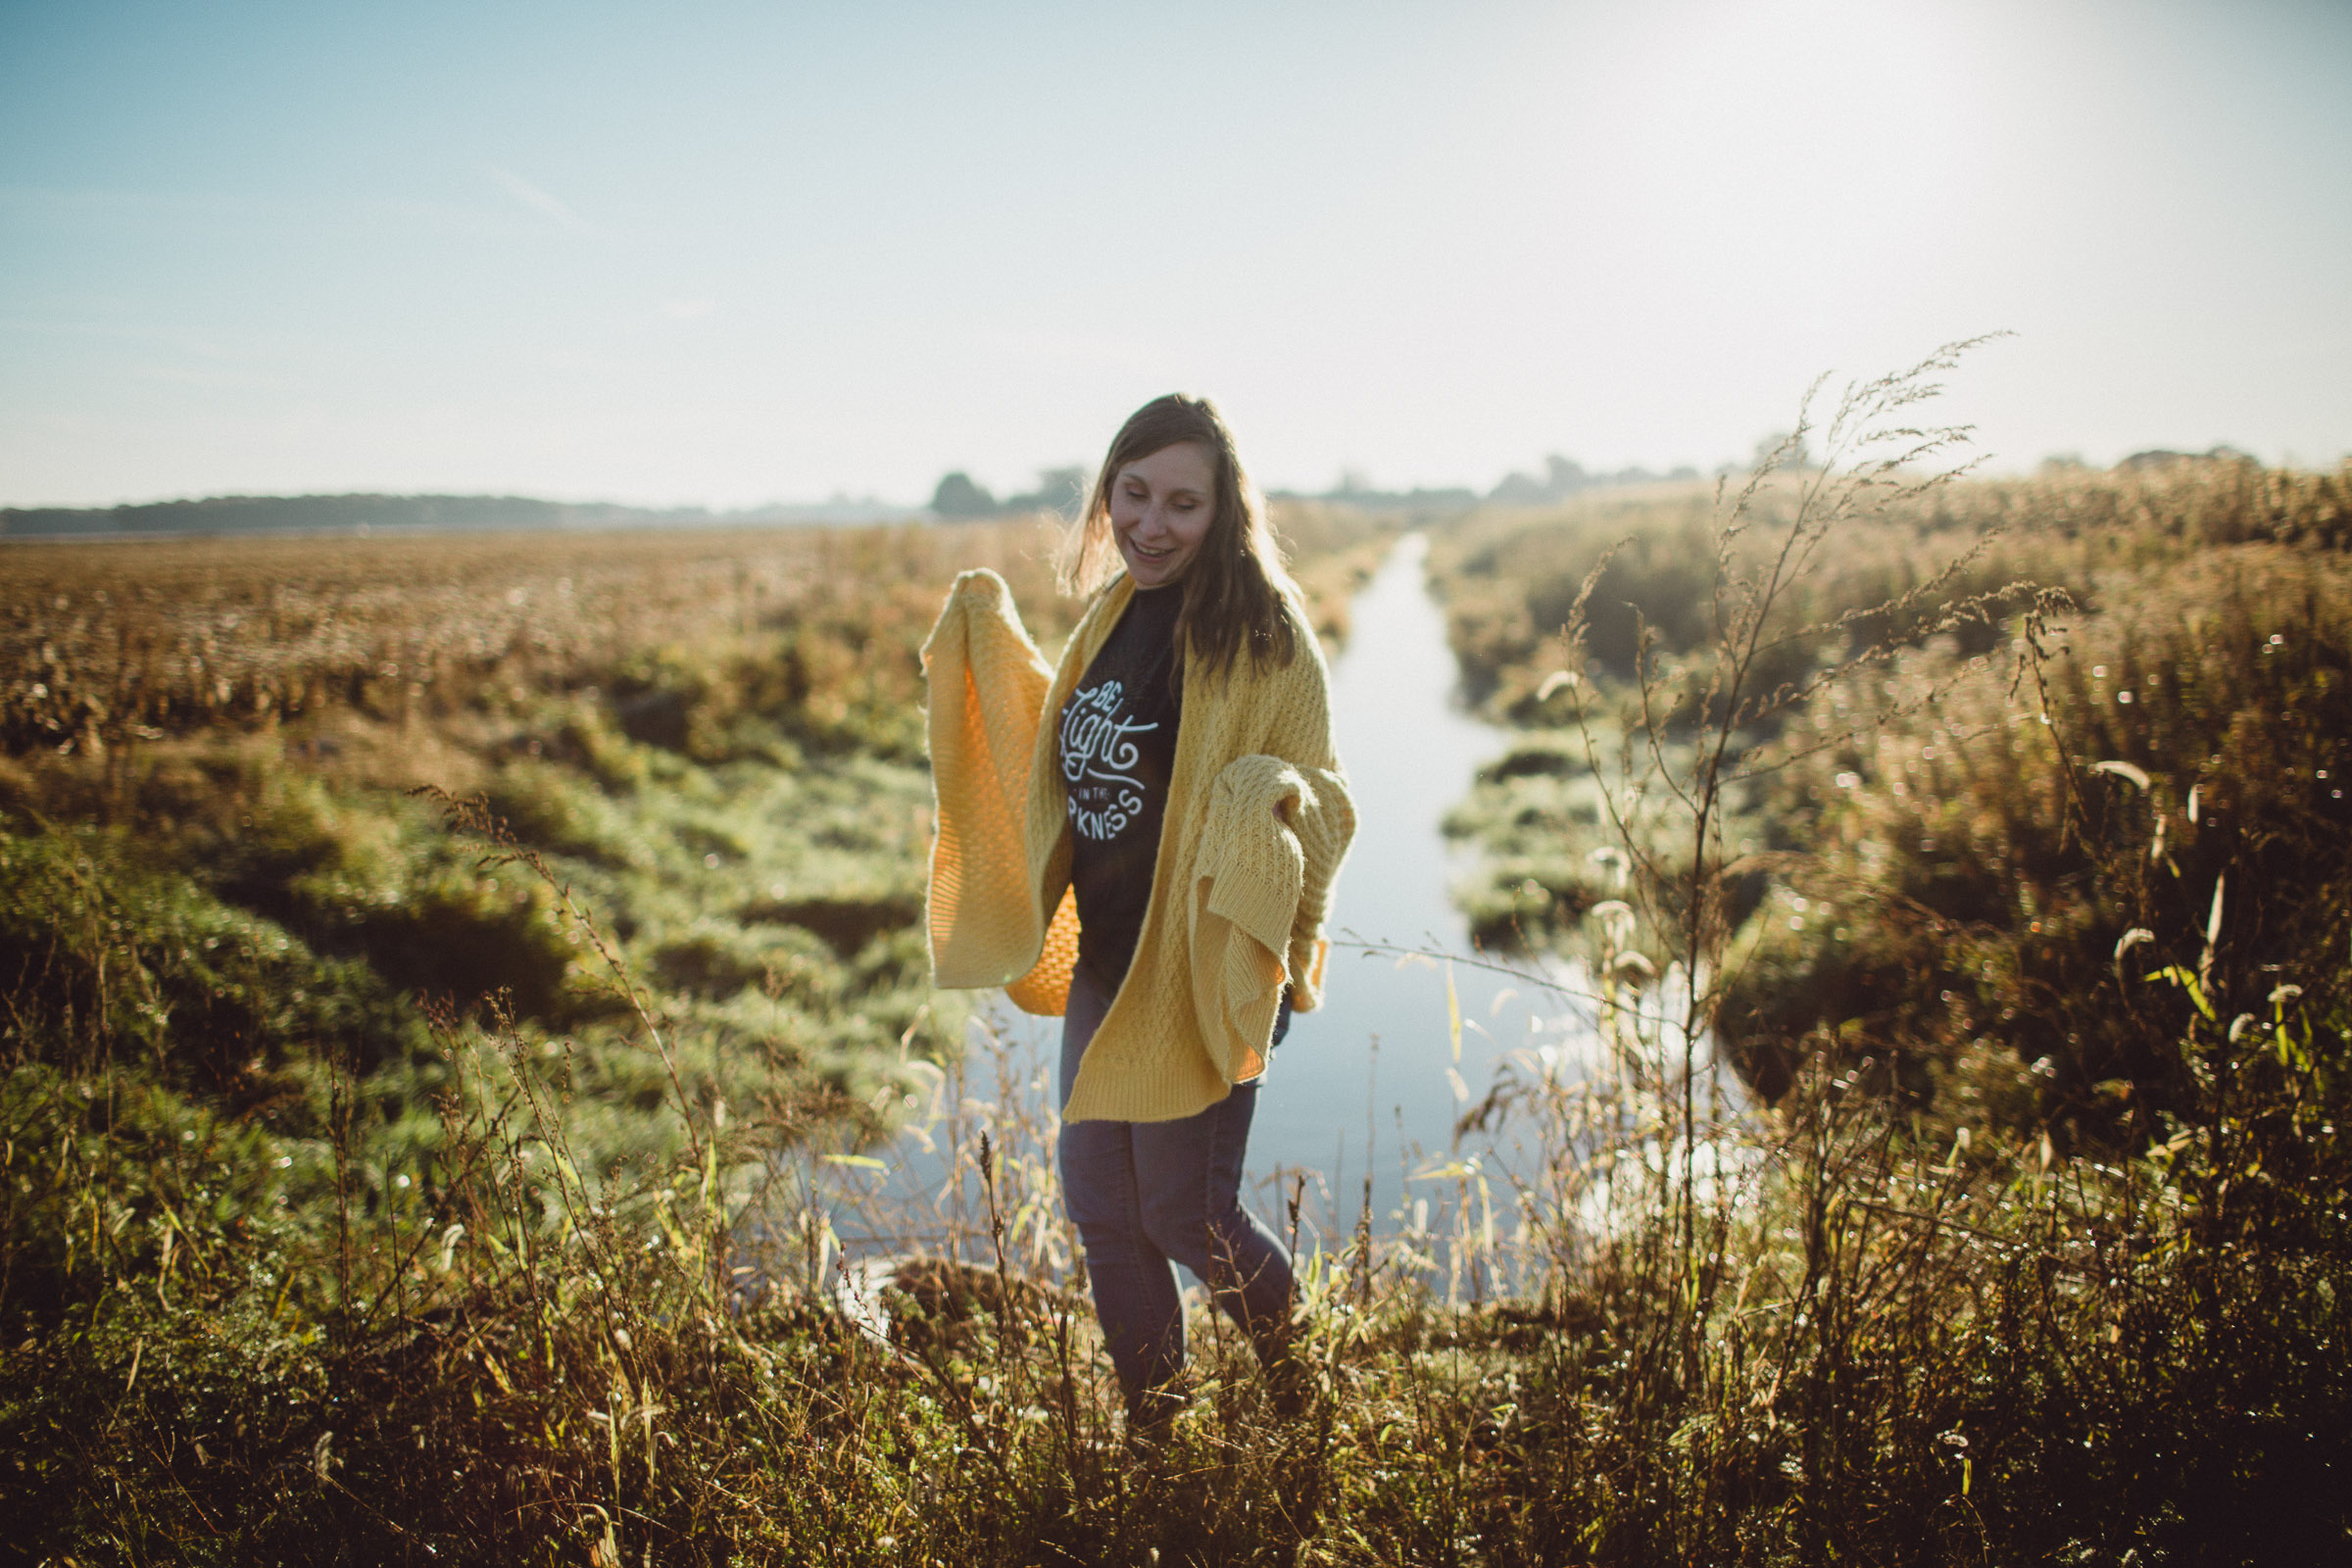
top-left (921, 393), bottom-right (1354, 1431)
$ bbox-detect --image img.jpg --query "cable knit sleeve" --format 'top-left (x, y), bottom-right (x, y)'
top-left (1280, 759), bottom-right (1353, 1014)
top-left (920, 569), bottom-right (1055, 990)
top-left (1188, 753), bottom-right (1355, 1084)
top-left (1273, 635), bottom-right (1350, 1013)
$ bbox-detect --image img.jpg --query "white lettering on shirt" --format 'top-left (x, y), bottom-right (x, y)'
top-left (1061, 679), bottom-right (1158, 841)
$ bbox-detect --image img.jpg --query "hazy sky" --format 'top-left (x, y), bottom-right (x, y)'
top-left (4, 0), bottom-right (2348, 509)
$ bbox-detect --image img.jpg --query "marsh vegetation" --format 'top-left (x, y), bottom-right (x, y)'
top-left (3, 399), bottom-right (2346, 1564)
top-left (1419, 353), bottom-right (2351, 1560)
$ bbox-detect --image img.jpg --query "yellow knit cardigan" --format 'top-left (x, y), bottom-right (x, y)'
top-left (921, 568), bottom-right (1355, 1124)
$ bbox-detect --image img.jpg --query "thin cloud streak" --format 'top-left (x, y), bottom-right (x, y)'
top-left (485, 168), bottom-right (599, 235)
top-left (131, 364), bottom-right (285, 390)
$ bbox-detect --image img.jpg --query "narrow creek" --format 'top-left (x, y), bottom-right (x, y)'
top-left (1250, 531), bottom-right (1588, 1237)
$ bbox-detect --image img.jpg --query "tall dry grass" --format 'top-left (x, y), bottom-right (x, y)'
top-left (1407, 348), bottom-right (2351, 1559)
top-left (13, 758), bottom-right (2339, 1561)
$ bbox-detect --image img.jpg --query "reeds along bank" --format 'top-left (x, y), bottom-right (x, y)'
top-left (1426, 458), bottom-right (2351, 1145)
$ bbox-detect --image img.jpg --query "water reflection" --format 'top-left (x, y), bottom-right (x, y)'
top-left (1252, 532), bottom-right (1597, 1241)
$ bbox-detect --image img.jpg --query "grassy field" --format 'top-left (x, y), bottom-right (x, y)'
top-left (3, 522), bottom-right (1056, 1178)
top-left (4, 433), bottom-right (2349, 1566)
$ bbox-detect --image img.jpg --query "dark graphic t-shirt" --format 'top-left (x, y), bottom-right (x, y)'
top-left (1059, 584), bottom-right (1184, 987)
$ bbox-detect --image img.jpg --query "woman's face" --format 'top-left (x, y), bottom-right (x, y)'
top-left (1109, 441), bottom-right (1217, 589)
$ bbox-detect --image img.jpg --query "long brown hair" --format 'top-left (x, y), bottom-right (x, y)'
top-left (1061, 393), bottom-right (1301, 680)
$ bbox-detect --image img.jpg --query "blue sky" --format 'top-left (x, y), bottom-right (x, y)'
top-left (4, 0), bottom-right (2348, 508)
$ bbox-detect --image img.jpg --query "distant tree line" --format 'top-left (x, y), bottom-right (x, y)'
top-left (928, 467), bottom-right (1090, 519)
top-left (59, 431), bottom-right (2177, 543)
top-left (1485, 454), bottom-right (1704, 505)
top-left (1259, 454), bottom-right (1706, 514)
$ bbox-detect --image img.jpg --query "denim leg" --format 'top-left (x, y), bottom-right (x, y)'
top-left (1133, 1084), bottom-right (1297, 1357)
top-left (1057, 965), bottom-right (1185, 1414)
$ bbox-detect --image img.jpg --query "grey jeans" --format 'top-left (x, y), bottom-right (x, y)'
top-left (1056, 960), bottom-right (1295, 1417)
